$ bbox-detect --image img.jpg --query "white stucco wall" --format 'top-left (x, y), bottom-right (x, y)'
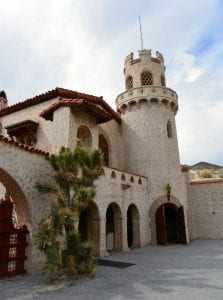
top-left (190, 180), bottom-right (223, 239)
top-left (0, 98), bottom-right (58, 153)
top-left (0, 141), bottom-right (53, 273)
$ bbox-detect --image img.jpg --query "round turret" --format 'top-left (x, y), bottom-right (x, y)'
top-left (117, 49), bottom-right (184, 203)
top-left (0, 90), bottom-right (8, 110)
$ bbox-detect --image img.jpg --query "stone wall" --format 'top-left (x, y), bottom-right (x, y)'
top-left (0, 140), bottom-right (53, 273)
top-left (190, 180), bottom-right (223, 239)
top-left (94, 166), bottom-right (149, 255)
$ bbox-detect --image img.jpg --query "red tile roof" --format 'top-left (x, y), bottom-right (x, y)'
top-left (0, 135), bottom-right (49, 158)
top-left (0, 87), bottom-right (121, 123)
top-left (40, 97), bottom-right (121, 124)
top-left (190, 179), bottom-right (223, 185)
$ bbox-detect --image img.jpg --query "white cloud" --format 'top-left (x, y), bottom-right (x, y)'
top-left (0, 0), bottom-right (223, 165)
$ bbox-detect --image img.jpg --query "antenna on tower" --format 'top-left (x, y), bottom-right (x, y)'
top-left (139, 16), bottom-right (144, 50)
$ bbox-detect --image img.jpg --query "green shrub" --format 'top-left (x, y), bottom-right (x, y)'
top-left (198, 170), bottom-right (212, 178)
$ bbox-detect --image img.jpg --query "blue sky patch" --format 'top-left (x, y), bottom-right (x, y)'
top-left (189, 35), bottom-right (215, 56)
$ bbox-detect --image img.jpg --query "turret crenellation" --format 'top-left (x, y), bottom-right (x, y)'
top-left (116, 49), bottom-right (178, 116)
top-left (123, 49), bottom-right (166, 93)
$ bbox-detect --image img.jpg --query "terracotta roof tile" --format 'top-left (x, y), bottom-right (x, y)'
top-left (0, 135), bottom-right (49, 158)
top-left (39, 98), bottom-right (121, 124)
top-left (0, 87), bottom-right (121, 123)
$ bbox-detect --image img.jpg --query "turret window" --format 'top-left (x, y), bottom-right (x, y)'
top-left (141, 71), bottom-right (153, 86)
top-left (167, 120), bottom-right (173, 138)
top-left (126, 76), bottom-right (133, 90)
top-left (161, 74), bottom-right (166, 86)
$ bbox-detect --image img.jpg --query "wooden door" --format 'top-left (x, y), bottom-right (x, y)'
top-left (177, 206), bottom-right (187, 244)
top-left (156, 205), bottom-right (167, 245)
top-left (0, 194), bottom-right (28, 278)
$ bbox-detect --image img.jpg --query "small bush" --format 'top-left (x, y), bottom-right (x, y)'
top-left (198, 170), bottom-right (212, 178)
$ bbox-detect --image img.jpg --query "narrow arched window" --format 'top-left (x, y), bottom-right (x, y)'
top-left (111, 171), bottom-right (116, 179)
top-left (99, 134), bottom-right (109, 166)
top-left (167, 120), bottom-right (173, 138)
top-left (161, 74), bottom-right (166, 86)
top-left (126, 76), bottom-right (133, 90)
top-left (141, 71), bottom-right (153, 86)
top-left (77, 125), bottom-right (92, 149)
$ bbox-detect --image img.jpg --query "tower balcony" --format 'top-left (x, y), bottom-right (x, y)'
top-left (115, 86), bottom-right (178, 114)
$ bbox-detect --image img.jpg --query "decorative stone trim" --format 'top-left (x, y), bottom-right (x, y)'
top-left (116, 86), bottom-right (178, 112)
top-left (118, 96), bottom-right (178, 115)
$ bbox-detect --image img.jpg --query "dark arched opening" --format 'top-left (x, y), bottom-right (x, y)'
top-left (106, 202), bottom-right (122, 252)
top-left (155, 203), bottom-right (186, 245)
top-left (167, 120), bottom-right (173, 138)
top-left (127, 208), bottom-right (133, 247)
top-left (165, 204), bottom-right (178, 242)
top-left (127, 204), bottom-right (140, 248)
top-left (99, 134), bottom-right (109, 166)
top-left (79, 209), bottom-right (89, 242)
top-left (156, 203), bottom-right (187, 245)
top-left (78, 201), bottom-right (100, 255)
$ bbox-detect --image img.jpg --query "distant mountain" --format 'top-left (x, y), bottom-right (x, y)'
top-left (191, 162), bottom-right (223, 170)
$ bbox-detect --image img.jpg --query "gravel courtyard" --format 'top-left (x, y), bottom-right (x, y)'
top-left (1, 240), bottom-right (223, 300)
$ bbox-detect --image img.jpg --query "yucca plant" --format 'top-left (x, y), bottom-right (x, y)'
top-left (35, 144), bottom-right (104, 277)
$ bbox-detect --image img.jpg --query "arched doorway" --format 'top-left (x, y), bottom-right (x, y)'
top-left (127, 204), bottom-right (140, 248)
top-left (0, 169), bottom-right (30, 277)
top-left (78, 201), bottom-right (100, 255)
top-left (99, 134), bottom-right (109, 166)
top-left (106, 203), bottom-right (122, 252)
top-left (156, 203), bottom-right (186, 245)
top-left (0, 169), bottom-right (30, 225)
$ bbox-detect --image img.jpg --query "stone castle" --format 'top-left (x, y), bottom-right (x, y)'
top-left (0, 49), bottom-right (223, 275)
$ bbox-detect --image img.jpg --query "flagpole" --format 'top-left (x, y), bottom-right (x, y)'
top-left (139, 16), bottom-right (144, 50)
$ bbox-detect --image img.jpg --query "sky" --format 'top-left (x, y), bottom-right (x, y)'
top-left (1, 0), bottom-right (223, 166)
